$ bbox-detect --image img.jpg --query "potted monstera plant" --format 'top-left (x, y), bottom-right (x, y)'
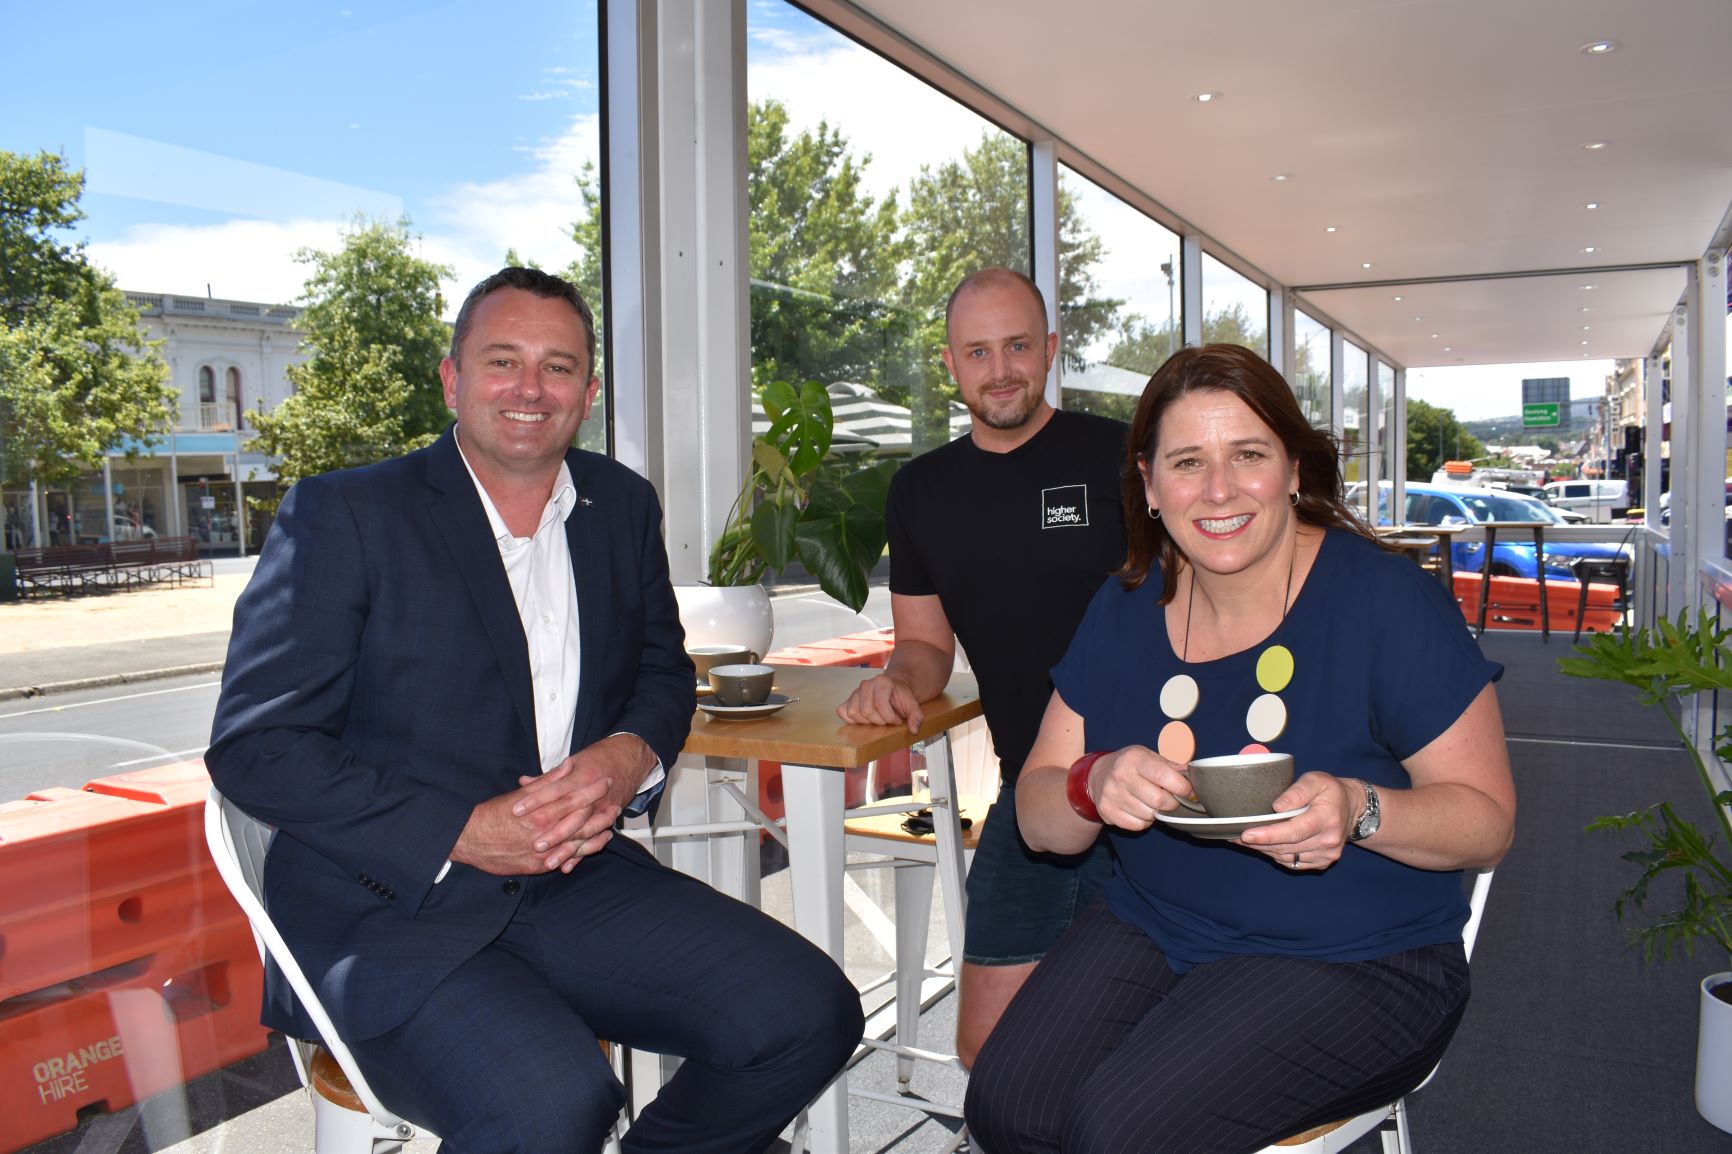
top-left (677, 379), bottom-right (896, 656)
top-left (1559, 607), bottom-right (1732, 1132)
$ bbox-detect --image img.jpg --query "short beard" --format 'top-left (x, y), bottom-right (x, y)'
top-left (966, 386), bottom-right (1041, 431)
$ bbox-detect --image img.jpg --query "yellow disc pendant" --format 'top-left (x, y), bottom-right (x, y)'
top-left (1256, 645), bottom-right (1295, 693)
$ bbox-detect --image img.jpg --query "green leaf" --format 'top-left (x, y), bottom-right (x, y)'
top-left (793, 460), bottom-right (895, 611)
top-left (749, 495), bottom-right (800, 572)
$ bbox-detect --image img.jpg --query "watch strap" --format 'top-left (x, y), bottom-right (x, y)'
top-left (1349, 779), bottom-right (1381, 842)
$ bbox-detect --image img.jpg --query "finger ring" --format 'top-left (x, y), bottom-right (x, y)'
top-left (1290, 853), bottom-right (1302, 868)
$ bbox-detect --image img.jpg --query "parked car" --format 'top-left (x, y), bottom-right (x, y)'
top-left (1354, 482), bottom-right (1633, 580)
top-left (1543, 479), bottom-right (1628, 524)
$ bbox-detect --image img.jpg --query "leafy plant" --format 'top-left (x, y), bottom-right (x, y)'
top-left (706, 378), bottom-right (896, 613)
top-left (1560, 607), bottom-right (1732, 962)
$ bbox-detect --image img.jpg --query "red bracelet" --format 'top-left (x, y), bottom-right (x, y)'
top-left (1066, 751), bottom-right (1111, 824)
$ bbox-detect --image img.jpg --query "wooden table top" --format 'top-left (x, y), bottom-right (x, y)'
top-left (683, 665), bottom-right (982, 768)
top-left (1374, 523), bottom-right (1470, 537)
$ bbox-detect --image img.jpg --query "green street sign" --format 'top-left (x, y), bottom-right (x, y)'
top-left (1523, 402), bottom-right (1560, 427)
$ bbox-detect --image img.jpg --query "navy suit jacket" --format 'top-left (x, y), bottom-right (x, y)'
top-left (206, 429), bottom-right (695, 1043)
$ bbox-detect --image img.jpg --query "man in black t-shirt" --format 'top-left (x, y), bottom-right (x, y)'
top-left (839, 267), bottom-right (1126, 1067)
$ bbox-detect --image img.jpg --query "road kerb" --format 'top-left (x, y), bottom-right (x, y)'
top-left (0, 662), bottom-right (226, 703)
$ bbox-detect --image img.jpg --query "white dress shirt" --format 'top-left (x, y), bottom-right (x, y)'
top-left (436, 437), bottom-right (662, 881)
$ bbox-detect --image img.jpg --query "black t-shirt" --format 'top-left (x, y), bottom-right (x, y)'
top-left (887, 409), bottom-right (1128, 783)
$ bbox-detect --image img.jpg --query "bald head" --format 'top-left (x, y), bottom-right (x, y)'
top-left (945, 267), bottom-right (1047, 346)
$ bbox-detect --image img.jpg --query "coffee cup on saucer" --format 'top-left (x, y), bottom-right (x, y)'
top-left (708, 663), bottom-right (776, 707)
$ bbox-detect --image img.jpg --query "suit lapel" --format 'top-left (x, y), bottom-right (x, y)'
top-left (565, 449), bottom-right (610, 753)
top-left (423, 430), bottom-right (539, 750)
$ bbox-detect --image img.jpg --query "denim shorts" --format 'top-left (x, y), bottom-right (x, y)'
top-left (963, 781), bottom-right (1113, 966)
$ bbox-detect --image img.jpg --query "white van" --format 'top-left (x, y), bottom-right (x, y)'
top-left (1544, 479), bottom-right (1627, 523)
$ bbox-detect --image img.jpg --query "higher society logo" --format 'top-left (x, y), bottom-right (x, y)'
top-left (1041, 484), bottom-right (1089, 529)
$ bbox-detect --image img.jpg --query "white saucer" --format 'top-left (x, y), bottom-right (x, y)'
top-left (696, 692), bottom-right (798, 720)
top-left (1153, 803), bottom-right (1310, 840)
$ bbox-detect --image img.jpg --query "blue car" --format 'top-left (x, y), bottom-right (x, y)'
top-left (1360, 482), bottom-right (1633, 580)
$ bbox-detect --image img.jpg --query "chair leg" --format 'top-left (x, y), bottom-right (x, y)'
top-left (1574, 577), bottom-right (1589, 643)
top-left (893, 861), bottom-right (937, 1089)
top-left (1386, 1096), bottom-right (1412, 1154)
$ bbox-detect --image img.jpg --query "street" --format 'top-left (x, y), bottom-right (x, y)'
top-left (0, 584), bottom-right (892, 802)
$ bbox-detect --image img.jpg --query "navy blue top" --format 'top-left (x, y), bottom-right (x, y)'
top-left (1052, 527), bottom-right (1502, 968)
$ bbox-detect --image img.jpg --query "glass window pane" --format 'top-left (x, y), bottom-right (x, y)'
top-left (1056, 165), bottom-right (1179, 423)
top-left (1378, 361), bottom-right (1398, 524)
top-left (0, 0), bottom-right (609, 547)
top-left (1201, 252), bottom-right (1267, 358)
top-left (1293, 311), bottom-right (1330, 427)
top-left (1342, 339), bottom-right (1369, 484)
top-left (748, 2), bottom-right (1030, 458)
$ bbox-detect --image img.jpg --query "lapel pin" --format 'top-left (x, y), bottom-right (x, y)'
top-left (579, 497), bottom-right (594, 507)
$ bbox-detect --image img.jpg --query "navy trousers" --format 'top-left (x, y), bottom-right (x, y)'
top-left (350, 836), bottom-right (862, 1154)
top-left (965, 901), bottom-right (1469, 1154)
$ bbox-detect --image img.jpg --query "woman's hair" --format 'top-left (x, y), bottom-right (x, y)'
top-left (1118, 343), bottom-right (1376, 601)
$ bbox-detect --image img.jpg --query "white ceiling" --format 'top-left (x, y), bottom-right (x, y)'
top-left (844, 0), bottom-right (1732, 369)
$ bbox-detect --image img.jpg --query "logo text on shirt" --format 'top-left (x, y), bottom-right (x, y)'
top-left (1042, 484), bottom-right (1090, 529)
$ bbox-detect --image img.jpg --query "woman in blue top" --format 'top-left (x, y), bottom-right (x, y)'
top-left (964, 345), bottom-right (1515, 1154)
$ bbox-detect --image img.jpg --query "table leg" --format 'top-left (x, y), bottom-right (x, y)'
top-left (1475, 527), bottom-right (1497, 637)
top-left (1535, 525), bottom-right (1549, 642)
top-left (781, 762), bottom-right (849, 1154)
top-left (921, 736), bottom-right (969, 970)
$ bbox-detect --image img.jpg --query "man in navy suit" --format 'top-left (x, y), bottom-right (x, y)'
top-left (207, 267), bottom-right (862, 1153)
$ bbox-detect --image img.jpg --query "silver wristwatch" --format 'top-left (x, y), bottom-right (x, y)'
top-left (1349, 780), bottom-right (1381, 842)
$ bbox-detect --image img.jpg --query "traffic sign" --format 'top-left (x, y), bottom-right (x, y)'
top-left (1523, 402), bottom-right (1560, 427)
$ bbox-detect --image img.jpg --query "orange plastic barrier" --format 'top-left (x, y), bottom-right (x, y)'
top-left (1450, 572), bottom-right (1623, 634)
top-left (0, 762), bottom-right (269, 1152)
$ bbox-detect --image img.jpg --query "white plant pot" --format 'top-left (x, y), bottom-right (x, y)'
top-left (1698, 972), bottom-right (1732, 1133)
top-left (674, 584), bottom-right (774, 660)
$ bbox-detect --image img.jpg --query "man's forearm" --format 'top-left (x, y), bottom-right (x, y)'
top-left (883, 640), bottom-right (954, 701)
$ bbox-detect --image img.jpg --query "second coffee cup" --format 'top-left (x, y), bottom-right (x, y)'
top-left (708, 663), bottom-right (776, 706)
top-left (689, 645), bottom-right (759, 680)
top-left (1185, 752), bottom-right (1295, 818)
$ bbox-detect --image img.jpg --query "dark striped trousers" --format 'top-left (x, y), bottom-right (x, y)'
top-left (964, 901), bottom-right (1469, 1154)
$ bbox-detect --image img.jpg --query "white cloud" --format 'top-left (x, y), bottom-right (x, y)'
top-left (748, 38), bottom-right (1000, 204)
top-left (88, 115), bottom-right (601, 317)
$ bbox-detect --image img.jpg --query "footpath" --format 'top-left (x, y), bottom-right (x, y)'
top-left (0, 567), bottom-right (252, 701)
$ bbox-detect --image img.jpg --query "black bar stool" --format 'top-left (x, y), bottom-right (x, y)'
top-left (1568, 556), bottom-right (1632, 644)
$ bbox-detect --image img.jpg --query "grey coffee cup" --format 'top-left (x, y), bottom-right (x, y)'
top-left (689, 645), bottom-right (759, 680)
top-left (708, 663), bottom-right (775, 706)
top-left (1184, 752), bottom-right (1295, 818)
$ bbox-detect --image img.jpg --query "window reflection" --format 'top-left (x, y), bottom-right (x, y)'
top-left (1058, 165), bottom-right (1180, 423)
top-left (1201, 252), bottom-right (1267, 357)
top-left (1293, 311), bottom-right (1330, 426)
top-left (748, 1), bottom-right (1032, 457)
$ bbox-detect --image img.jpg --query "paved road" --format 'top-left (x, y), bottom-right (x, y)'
top-left (0, 673), bottom-right (222, 796)
top-left (0, 585), bottom-right (893, 800)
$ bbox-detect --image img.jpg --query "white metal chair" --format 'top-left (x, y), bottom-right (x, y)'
top-left (204, 786), bottom-right (625, 1154)
top-left (1264, 868), bottom-right (1496, 1154)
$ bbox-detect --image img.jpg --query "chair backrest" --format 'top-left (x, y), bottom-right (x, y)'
top-left (1461, 867), bottom-right (1493, 961)
top-left (203, 786), bottom-right (407, 1127)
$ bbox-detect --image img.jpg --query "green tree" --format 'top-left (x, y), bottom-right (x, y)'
top-left (248, 217), bottom-right (454, 492)
top-left (745, 100), bottom-right (911, 396)
top-left (0, 151), bottom-right (175, 493)
top-left (899, 133), bottom-right (1119, 449)
top-left (1406, 398), bottom-right (1485, 482)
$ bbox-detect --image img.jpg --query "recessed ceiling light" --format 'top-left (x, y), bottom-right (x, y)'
top-left (1361, 262), bottom-right (1374, 269)
top-left (1581, 245), bottom-right (1599, 253)
top-left (1579, 306), bottom-right (1592, 312)
top-left (1271, 173), bottom-right (1293, 182)
top-left (1580, 40), bottom-right (1618, 55)
top-left (1582, 340), bottom-right (1590, 345)
top-left (1194, 92), bottom-right (1221, 103)
top-left (1582, 141), bottom-right (1610, 150)
top-left (1582, 325), bottom-right (1591, 331)
top-left (1430, 333), bottom-right (1440, 339)
top-left (1582, 202), bottom-right (1601, 210)
top-left (1443, 346), bottom-right (1452, 352)
top-left (1581, 283), bottom-right (1597, 290)
top-left (1392, 295), bottom-right (1403, 302)
top-left (1412, 315), bottom-right (1423, 322)
top-left (1324, 226), bottom-right (1339, 233)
